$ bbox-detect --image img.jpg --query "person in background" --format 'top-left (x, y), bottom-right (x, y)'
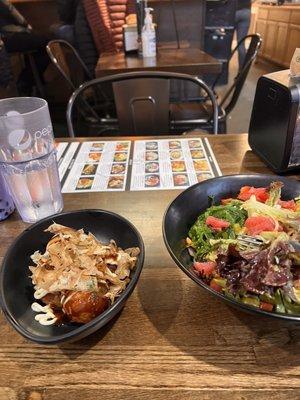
top-left (83, 0), bottom-right (136, 54)
top-left (52, 0), bottom-right (78, 44)
top-left (52, 0), bottom-right (97, 76)
top-left (0, 36), bottom-right (12, 88)
top-left (235, 0), bottom-right (251, 70)
top-left (0, 0), bottom-right (50, 95)
top-left (73, 1), bottom-right (97, 76)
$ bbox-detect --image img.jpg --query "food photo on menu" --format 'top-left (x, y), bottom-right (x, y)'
top-left (81, 164), bottom-right (98, 176)
top-left (169, 150), bottom-right (183, 160)
top-left (169, 140), bottom-right (181, 149)
top-left (145, 174), bottom-right (160, 188)
top-left (145, 151), bottom-right (159, 161)
top-left (145, 141), bottom-right (158, 150)
top-left (190, 149), bottom-right (205, 159)
top-left (116, 142), bottom-right (129, 151)
top-left (91, 142), bottom-right (104, 151)
top-left (173, 173), bottom-right (189, 187)
top-left (88, 152), bottom-right (102, 162)
top-left (171, 161), bottom-right (187, 173)
top-left (193, 159), bottom-right (210, 172)
top-left (76, 177), bottom-right (94, 190)
top-left (188, 139), bottom-right (202, 148)
top-left (114, 152), bottom-right (128, 162)
top-left (145, 162), bottom-right (159, 173)
top-left (111, 163), bottom-right (126, 174)
top-left (108, 176), bottom-right (125, 189)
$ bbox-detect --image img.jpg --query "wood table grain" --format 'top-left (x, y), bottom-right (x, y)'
top-left (0, 134), bottom-right (299, 400)
top-left (95, 48), bottom-right (222, 78)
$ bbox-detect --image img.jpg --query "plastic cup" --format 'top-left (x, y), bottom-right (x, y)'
top-left (0, 172), bottom-right (14, 221)
top-left (0, 97), bottom-right (63, 223)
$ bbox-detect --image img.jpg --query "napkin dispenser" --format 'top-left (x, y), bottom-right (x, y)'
top-left (248, 69), bottom-right (300, 173)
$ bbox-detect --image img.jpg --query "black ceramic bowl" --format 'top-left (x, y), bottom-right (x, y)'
top-left (0, 209), bottom-right (145, 344)
top-left (163, 174), bottom-right (300, 322)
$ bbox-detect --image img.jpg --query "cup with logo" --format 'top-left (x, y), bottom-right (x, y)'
top-left (0, 171), bottom-right (14, 221)
top-left (0, 97), bottom-right (63, 223)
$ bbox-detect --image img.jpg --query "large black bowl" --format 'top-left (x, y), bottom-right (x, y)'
top-left (0, 209), bottom-right (145, 344)
top-left (163, 174), bottom-right (300, 322)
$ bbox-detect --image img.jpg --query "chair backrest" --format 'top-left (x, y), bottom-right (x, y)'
top-left (214, 34), bottom-right (262, 115)
top-left (66, 71), bottom-right (219, 137)
top-left (46, 39), bottom-right (93, 90)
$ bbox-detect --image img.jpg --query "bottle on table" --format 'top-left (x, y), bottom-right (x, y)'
top-left (142, 7), bottom-right (156, 58)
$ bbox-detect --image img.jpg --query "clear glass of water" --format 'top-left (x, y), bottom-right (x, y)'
top-left (0, 97), bottom-right (63, 223)
top-left (0, 172), bottom-right (14, 221)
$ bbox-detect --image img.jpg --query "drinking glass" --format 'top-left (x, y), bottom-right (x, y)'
top-left (0, 172), bottom-right (14, 221)
top-left (0, 97), bottom-right (63, 223)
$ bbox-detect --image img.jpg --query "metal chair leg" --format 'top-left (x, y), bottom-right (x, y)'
top-left (27, 53), bottom-right (46, 98)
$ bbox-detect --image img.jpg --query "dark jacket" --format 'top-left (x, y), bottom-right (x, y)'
top-left (237, 0), bottom-right (251, 11)
top-left (57, 0), bottom-right (79, 24)
top-left (0, 0), bottom-right (29, 32)
top-left (0, 37), bottom-right (12, 86)
top-left (74, 1), bottom-right (97, 76)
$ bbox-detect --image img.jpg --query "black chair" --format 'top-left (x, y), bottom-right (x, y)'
top-left (66, 71), bottom-right (219, 137)
top-left (46, 39), bottom-right (93, 90)
top-left (171, 34), bottom-right (262, 134)
top-left (47, 39), bottom-right (114, 132)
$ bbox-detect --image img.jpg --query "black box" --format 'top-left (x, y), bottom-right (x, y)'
top-left (249, 70), bottom-right (300, 173)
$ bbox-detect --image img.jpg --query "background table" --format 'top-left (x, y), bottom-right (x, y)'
top-left (0, 133), bottom-right (299, 400)
top-left (95, 48), bottom-right (222, 78)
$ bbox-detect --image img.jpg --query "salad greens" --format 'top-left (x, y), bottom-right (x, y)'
top-left (187, 181), bottom-right (300, 315)
top-left (189, 202), bottom-right (247, 259)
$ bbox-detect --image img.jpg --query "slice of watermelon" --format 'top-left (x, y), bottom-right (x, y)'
top-left (244, 216), bottom-right (276, 236)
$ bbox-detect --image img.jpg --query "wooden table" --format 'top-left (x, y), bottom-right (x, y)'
top-left (1, 133), bottom-right (300, 400)
top-left (95, 48), bottom-right (222, 78)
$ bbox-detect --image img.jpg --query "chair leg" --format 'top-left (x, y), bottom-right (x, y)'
top-left (27, 54), bottom-right (46, 98)
top-left (218, 119), bottom-right (227, 134)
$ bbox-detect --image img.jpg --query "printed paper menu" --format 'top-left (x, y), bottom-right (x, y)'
top-left (130, 138), bottom-right (221, 191)
top-left (57, 141), bottom-right (131, 193)
top-left (56, 137), bottom-right (221, 193)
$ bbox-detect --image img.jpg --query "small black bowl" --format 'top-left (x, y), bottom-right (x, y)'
top-left (0, 209), bottom-right (145, 344)
top-left (163, 174), bottom-right (300, 322)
